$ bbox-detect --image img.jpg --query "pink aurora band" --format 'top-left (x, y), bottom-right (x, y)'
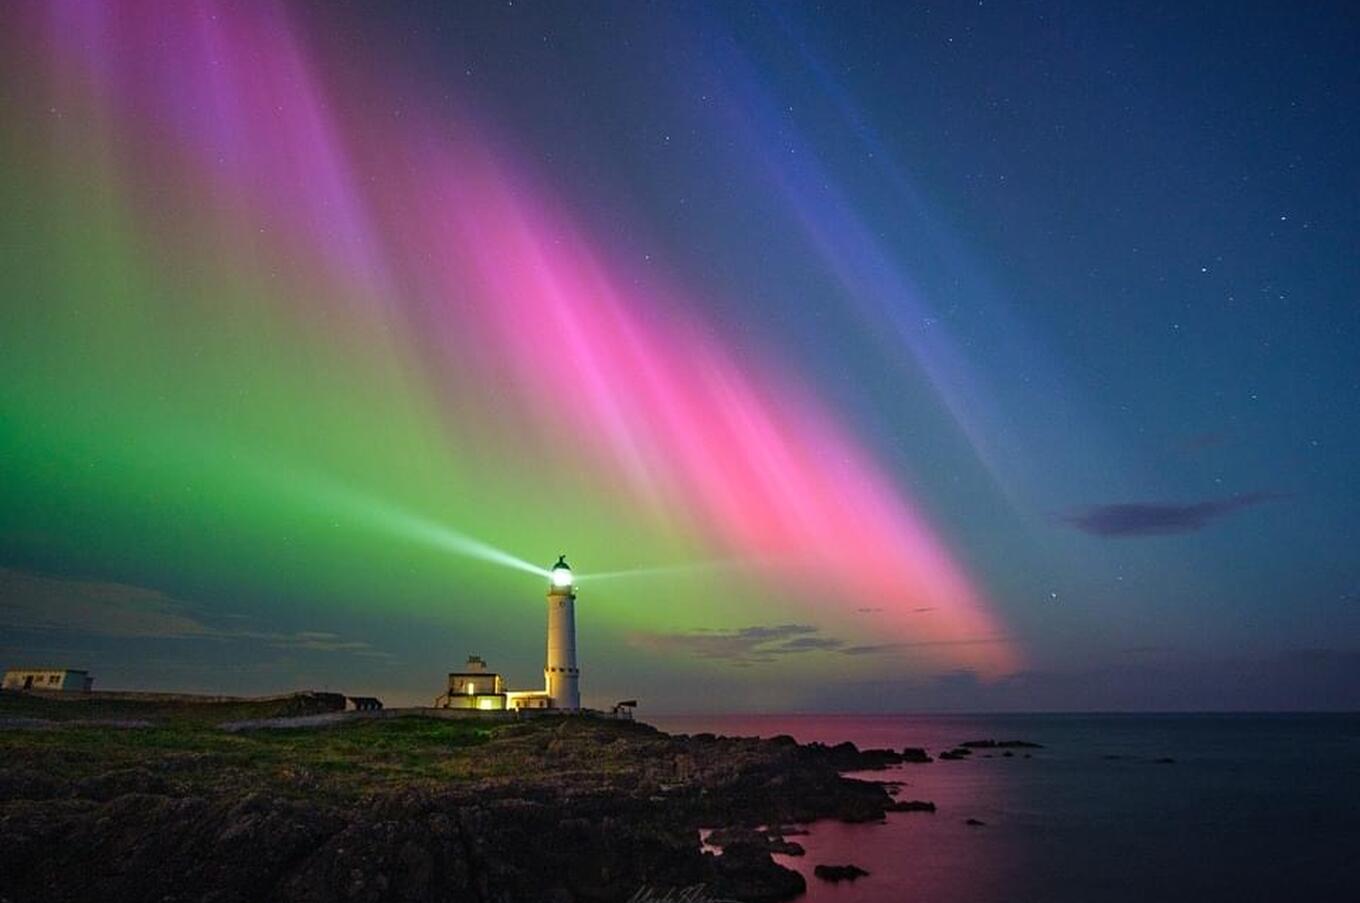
top-left (18, 0), bottom-right (1019, 676)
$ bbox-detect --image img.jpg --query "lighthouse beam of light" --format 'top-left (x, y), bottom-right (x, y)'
top-left (358, 502), bottom-right (550, 580)
top-left (236, 454), bottom-right (552, 581)
top-left (574, 558), bottom-right (750, 583)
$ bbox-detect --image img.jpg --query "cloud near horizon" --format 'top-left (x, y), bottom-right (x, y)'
top-left (0, 568), bottom-right (390, 659)
top-left (629, 624), bottom-right (1008, 665)
top-left (839, 636), bottom-right (1013, 656)
top-left (628, 624), bottom-right (830, 665)
top-left (1062, 492), bottom-right (1281, 537)
top-left (802, 648), bottom-right (1360, 712)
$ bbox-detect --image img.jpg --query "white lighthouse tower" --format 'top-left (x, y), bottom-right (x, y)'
top-left (544, 555), bottom-right (580, 710)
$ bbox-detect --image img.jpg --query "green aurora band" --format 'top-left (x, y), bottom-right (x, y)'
top-left (0, 1), bottom-right (1017, 704)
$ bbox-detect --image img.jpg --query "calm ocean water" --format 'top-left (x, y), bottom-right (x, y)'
top-left (650, 713), bottom-right (1360, 902)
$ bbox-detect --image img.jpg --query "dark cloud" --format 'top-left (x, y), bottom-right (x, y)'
top-left (630, 624), bottom-right (841, 664)
top-left (1062, 492), bottom-right (1280, 537)
top-left (0, 568), bottom-right (389, 658)
top-left (633, 623), bottom-right (1011, 664)
top-left (855, 606), bottom-right (933, 615)
top-left (0, 568), bottom-right (214, 639)
top-left (839, 636), bottom-right (1010, 656)
top-left (772, 636), bottom-right (844, 653)
top-left (277, 631), bottom-right (378, 654)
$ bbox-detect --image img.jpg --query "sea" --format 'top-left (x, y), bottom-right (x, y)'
top-left (649, 713), bottom-right (1360, 903)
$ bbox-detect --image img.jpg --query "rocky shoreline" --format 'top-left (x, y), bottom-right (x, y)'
top-left (0, 710), bottom-right (951, 903)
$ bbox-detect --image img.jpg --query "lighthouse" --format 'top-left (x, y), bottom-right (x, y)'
top-left (544, 554), bottom-right (580, 710)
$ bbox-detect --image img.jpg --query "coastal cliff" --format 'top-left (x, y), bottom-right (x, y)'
top-left (0, 696), bottom-right (918, 902)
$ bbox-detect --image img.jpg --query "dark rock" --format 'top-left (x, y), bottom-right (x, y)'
top-left (829, 778), bottom-right (896, 822)
top-left (0, 791), bottom-right (341, 903)
top-left (900, 747), bottom-right (932, 763)
top-left (888, 799), bottom-right (936, 813)
top-left (938, 748), bottom-right (971, 760)
top-left (814, 863), bottom-right (870, 882)
top-left (802, 740), bottom-right (908, 771)
top-left (0, 767), bottom-right (69, 801)
top-left (960, 739), bottom-right (1043, 749)
top-left (713, 842), bottom-right (806, 901)
top-left (767, 837), bottom-right (805, 856)
top-left (706, 826), bottom-right (766, 849)
top-left (1155, 757), bottom-right (1176, 764)
top-left (965, 818), bottom-right (986, 826)
top-left (707, 825), bottom-right (805, 857)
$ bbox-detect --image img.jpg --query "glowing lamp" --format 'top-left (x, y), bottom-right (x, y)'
top-left (550, 554), bottom-right (573, 588)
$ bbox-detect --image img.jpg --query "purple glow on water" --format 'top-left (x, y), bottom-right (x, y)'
top-left (651, 713), bottom-right (1360, 903)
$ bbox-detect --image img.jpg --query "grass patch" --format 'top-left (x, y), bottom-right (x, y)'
top-left (0, 689), bottom-right (337, 724)
top-left (1, 694), bottom-right (650, 803)
top-left (0, 709), bottom-right (513, 800)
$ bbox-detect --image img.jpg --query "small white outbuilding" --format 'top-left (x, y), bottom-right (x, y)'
top-left (2, 668), bottom-right (94, 692)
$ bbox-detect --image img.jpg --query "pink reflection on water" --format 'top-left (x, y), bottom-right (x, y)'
top-left (658, 714), bottom-right (1025, 903)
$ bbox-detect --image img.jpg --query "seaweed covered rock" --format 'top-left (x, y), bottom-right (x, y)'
top-left (814, 863), bottom-right (870, 882)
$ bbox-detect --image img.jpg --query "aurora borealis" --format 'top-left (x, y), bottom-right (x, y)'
top-left (3, 1), bottom-right (1357, 710)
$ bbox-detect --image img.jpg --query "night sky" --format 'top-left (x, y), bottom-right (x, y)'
top-left (2, 1), bottom-right (1357, 711)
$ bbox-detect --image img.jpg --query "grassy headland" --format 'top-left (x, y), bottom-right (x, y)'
top-left (0, 691), bottom-right (922, 902)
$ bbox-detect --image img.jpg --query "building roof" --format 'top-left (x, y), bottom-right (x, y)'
top-left (3, 667), bottom-right (88, 675)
